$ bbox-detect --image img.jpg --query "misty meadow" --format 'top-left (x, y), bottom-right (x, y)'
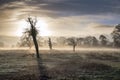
top-left (1, 0), bottom-right (120, 80)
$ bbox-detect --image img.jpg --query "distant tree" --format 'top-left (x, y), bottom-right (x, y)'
top-left (67, 37), bottom-right (77, 52)
top-left (48, 37), bottom-right (52, 50)
top-left (99, 35), bottom-right (108, 46)
top-left (92, 37), bottom-right (98, 46)
top-left (77, 38), bottom-right (84, 46)
top-left (111, 24), bottom-right (120, 47)
top-left (81, 36), bottom-right (98, 47)
top-left (84, 36), bottom-right (94, 46)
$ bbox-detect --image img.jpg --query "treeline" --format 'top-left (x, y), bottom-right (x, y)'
top-left (17, 24), bottom-right (120, 49)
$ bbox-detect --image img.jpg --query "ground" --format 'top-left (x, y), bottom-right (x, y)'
top-left (0, 48), bottom-right (120, 80)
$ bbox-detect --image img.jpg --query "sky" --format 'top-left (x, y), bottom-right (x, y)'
top-left (0, 0), bottom-right (120, 37)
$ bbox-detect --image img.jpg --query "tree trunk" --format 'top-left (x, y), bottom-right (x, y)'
top-left (48, 38), bottom-right (52, 50)
top-left (73, 45), bottom-right (75, 52)
top-left (49, 44), bottom-right (52, 50)
top-left (27, 17), bottom-right (49, 80)
top-left (32, 35), bottom-right (40, 58)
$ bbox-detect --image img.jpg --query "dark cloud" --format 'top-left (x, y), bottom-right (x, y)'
top-left (0, 0), bottom-right (26, 6)
top-left (25, 0), bottom-right (120, 16)
top-left (1, 0), bottom-right (120, 17)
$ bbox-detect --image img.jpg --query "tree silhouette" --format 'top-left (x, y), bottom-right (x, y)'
top-left (77, 36), bottom-right (98, 47)
top-left (48, 37), bottom-right (52, 50)
top-left (27, 17), bottom-right (40, 58)
top-left (77, 38), bottom-right (84, 46)
top-left (20, 28), bottom-right (33, 49)
top-left (92, 36), bottom-right (98, 46)
top-left (26, 17), bottom-right (49, 80)
top-left (99, 35), bottom-right (107, 46)
top-left (67, 37), bottom-right (77, 52)
top-left (111, 24), bottom-right (120, 47)
top-left (84, 36), bottom-right (92, 46)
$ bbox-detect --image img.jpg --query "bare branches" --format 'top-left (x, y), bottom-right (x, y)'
top-left (26, 16), bottom-right (38, 28)
top-left (26, 16), bottom-right (40, 58)
top-left (34, 17), bottom-right (37, 26)
top-left (67, 37), bottom-right (77, 52)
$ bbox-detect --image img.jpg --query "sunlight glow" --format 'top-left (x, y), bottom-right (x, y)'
top-left (15, 20), bottom-right (28, 36)
top-left (36, 19), bottom-right (52, 36)
top-left (15, 19), bottom-right (52, 36)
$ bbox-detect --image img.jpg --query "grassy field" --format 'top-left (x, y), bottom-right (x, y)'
top-left (0, 48), bottom-right (120, 80)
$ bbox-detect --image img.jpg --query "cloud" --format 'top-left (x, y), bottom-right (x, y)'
top-left (41, 16), bottom-right (115, 36)
top-left (87, 23), bottom-right (113, 28)
top-left (0, 0), bottom-right (119, 37)
top-left (23, 0), bottom-right (120, 17)
top-left (1, 0), bottom-right (120, 17)
top-left (84, 23), bottom-right (114, 36)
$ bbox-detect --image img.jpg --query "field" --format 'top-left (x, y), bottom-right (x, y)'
top-left (0, 48), bottom-right (120, 80)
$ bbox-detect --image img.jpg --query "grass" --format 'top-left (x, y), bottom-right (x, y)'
top-left (0, 49), bottom-right (120, 80)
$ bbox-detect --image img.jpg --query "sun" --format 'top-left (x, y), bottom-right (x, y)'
top-left (15, 19), bottom-right (51, 37)
top-left (36, 19), bottom-right (52, 36)
top-left (15, 20), bottom-right (28, 36)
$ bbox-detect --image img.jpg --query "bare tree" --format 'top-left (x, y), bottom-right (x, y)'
top-left (99, 35), bottom-right (108, 46)
top-left (84, 36), bottom-right (93, 46)
top-left (27, 17), bottom-right (40, 58)
top-left (77, 36), bottom-right (98, 47)
top-left (77, 38), bottom-right (84, 46)
top-left (26, 17), bottom-right (49, 80)
top-left (92, 36), bottom-right (98, 46)
top-left (67, 37), bottom-right (77, 52)
top-left (48, 37), bottom-right (52, 50)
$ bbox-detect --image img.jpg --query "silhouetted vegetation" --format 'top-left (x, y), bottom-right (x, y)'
top-left (19, 28), bottom-right (33, 48)
top-left (112, 24), bottom-right (120, 47)
top-left (16, 24), bottom-right (120, 50)
top-left (27, 17), bottom-right (40, 58)
top-left (83, 36), bottom-right (98, 47)
top-left (48, 37), bottom-right (52, 50)
top-left (14, 19), bottom-right (120, 80)
top-left (67, 37), bottom-right (77, 52)
top-left (99, 35), bottom-right (108, 47)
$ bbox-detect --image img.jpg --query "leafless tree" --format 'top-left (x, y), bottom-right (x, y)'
top-left (26, 17), bottom-right (49, 80)
top-left (27, 17), bottom-right (40, 58)
top-left (67, 37), bottom-right (77, 52)
top-left (99, 35), bottom-right (108, 46)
